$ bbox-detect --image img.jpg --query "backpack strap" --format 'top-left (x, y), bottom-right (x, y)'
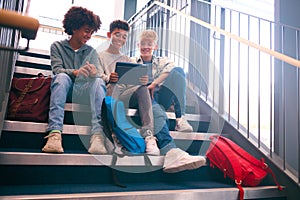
top-left (265, 164), bottom-right (283, 191)
top-left (143, 154), bottom-right (152, 167)
top-left (102, 98), bottom-right (127, 188)
top-left (110, 153), bottom-right (127, 188)
top-left (101, 98), bottom-right (115, 144)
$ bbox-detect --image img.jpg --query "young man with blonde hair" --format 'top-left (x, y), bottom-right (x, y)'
top-left (132, 29), bottom-right (193, 132)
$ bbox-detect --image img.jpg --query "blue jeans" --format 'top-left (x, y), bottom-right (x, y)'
top-left (154, 67), bottom-right (186, 118)
top-left (152, 101), bottom-right (176, 155)
top-left (46, 73), bottom-right (106, 134)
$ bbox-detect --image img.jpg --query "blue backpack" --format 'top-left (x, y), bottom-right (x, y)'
top-left (102, 96), bottom-right (146, 154)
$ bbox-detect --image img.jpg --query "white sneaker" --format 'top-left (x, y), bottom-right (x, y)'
top-left (175, 116), bottom-right (193, 132)
top-left (42, 131), bottom-right (64, 153)
top-left (88, 133), bottom-right (108, 154)
top-left (145, 135), bottom-right (160, 155)
top-left (163, 148), bottom-right (206, 173)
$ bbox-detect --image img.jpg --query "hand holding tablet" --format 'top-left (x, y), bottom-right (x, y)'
top-left (115, 62), bottom-right (149, 85)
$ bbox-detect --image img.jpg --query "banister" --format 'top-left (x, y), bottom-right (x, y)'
top-left (0, 9), bottom-right (39, 52)
top-left (154, 1), bottom-right (300, 68)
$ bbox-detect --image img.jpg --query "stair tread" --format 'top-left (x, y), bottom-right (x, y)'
top-left (0, 184), bottom-right (285, 200)
top-left (0, 151), bottom-right (167, 166)
top-left (3, 120), bottom-right (215, 140)
top-left (15, 66), bottom-right (52, 76)
top-left (19, 47), bottom-right (50, 57)
top-left (17, 54), bottom-right (51, 66)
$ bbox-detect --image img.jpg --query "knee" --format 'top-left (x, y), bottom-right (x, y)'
top-left (171, 67), bottom-right (185, 77)
top-left (95, 77), bottom-right (105, 85)
top-left (152, 103), bottom-right (168, 120)
top-left (136, 85), bottom-right (150, 96)
top-left (52, 73), bottom-right (72, 88)
top-left (95, 78), bottom-right (106, 89)
top-left (53, 73), bottom-right (71, 83)
top-left (93, 78), bottom-right (107, 95)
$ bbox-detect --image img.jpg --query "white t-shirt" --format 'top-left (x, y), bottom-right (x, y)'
top-left (98, 50), bottom-right (131, 83)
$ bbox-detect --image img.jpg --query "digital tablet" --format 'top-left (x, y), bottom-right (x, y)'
top-left (115, 62), bottom-right (148, 85)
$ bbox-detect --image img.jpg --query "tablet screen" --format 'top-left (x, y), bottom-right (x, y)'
top-left (115, 62), bottom-right (148, 85)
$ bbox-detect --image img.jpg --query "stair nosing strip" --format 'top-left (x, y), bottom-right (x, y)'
top-left (0, 151), bottom-right (165, 166)
top-left (2, 120), bottom-right (216, 140)
top-left (0, 186), bottom-right (285, 199)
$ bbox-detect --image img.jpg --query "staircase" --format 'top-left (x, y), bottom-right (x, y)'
top-left (0, 48), bottom-right (286, 199)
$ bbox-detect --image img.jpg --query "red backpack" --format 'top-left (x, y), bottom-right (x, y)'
top-left (206, 135), bottom-right (282, 200)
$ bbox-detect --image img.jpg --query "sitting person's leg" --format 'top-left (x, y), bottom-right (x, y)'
top-left (118, 86), bottom-right (154, 133)
top-left (118, 85), bottom-right (159, 155)
top-left (155, 67), bottom-right (193, 132)
top-left (86, 78), bottom-right (107, 154)
top-left (43, 73), bottom-right (73, 153)
top-left (152, 102), bottom-right (174, 154)
top-left (65, 77), bottom-right (108, 154)
top-left (152, 101), bottom-right (206, 173)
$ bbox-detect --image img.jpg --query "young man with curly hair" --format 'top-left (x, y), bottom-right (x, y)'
top-left (42, 6), bottom-right (107, 154)
top-left (132, 29), bottom-right (193, 132)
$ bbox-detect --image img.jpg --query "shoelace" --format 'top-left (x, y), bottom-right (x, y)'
top-left (44, 132), bottom-right (60, 139)
top-left (146, 136), bottom-right (157, 145)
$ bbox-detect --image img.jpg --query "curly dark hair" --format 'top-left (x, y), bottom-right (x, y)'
top-left (109, 19), bottom-right (130, 33)
top-left (63, 6), bottom-right (101, 35)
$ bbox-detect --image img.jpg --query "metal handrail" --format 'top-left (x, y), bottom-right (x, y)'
top-left (154, 1), bottom-right (300, 68)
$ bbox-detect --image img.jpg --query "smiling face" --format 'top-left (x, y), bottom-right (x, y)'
top-left (138, 30), bottom-right (158, 62)
top-left (107, 28), bottom-right (128, 50)
top-left (138, 38), bottom-right (158, 62)
top-left (71, 25), bottom-right (94, 49)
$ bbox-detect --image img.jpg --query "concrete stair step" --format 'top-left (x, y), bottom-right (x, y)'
top-left (0, 184), bottom-right (285, 200)
top-left (2, 119), bottom-right (214, 139)
top-left (0, 151), bottom-right (165, 166)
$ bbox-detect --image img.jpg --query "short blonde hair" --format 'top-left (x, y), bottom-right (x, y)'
top-left (139, 30), bottom-right (158, 43)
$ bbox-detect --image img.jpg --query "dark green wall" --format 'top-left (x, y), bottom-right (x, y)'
top-left (274, 0), bottom-right (300, 172)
